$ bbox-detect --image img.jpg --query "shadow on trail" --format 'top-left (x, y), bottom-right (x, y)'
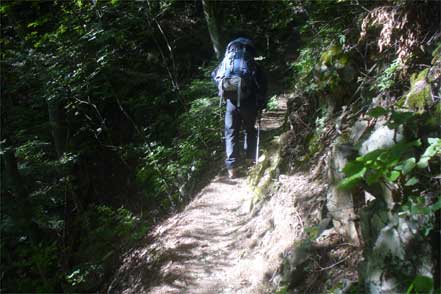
top-left (108, 174), bottom-right (256, 294)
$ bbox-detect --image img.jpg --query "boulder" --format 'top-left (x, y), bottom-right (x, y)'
top-left (326, 138), bottom-right (360, 245)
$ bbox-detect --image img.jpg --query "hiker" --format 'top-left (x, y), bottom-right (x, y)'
top-left (211, 37), bottom-right (268, 178)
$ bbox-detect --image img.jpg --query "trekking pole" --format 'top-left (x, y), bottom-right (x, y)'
top-left (219, 96), bottom-right (224, 143)
top-left (255, 111), bottom-right (262, 165)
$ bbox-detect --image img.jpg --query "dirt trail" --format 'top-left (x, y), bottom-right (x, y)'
top-left (108, 97), bottom-right (326, 293)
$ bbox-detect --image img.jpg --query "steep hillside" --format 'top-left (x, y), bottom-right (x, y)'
top-left (272, 1), bottom-right (441, 293)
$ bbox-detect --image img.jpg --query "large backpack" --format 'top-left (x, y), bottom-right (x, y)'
top-left (213, 38), bottom-right (257, 107)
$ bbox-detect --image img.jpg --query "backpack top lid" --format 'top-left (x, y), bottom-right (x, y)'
top-left (226, 37), bottom-right (256, 55)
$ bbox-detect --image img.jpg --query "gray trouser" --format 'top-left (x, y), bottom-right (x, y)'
top-left (225, 99), bottom-right (257, 170)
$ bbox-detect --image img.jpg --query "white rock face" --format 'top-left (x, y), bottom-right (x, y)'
top-left (360, 124), bottom-right (403, 155)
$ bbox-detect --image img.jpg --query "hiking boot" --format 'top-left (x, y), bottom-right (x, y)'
top-left (227, 168), bottom-right (237, 179)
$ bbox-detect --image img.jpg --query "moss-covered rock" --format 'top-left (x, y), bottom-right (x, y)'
top-left (404, 68), bottom-right (432, 113)
top-left (315, 45), bottom-right (357, 114)
top-left (248, 136), bottom-right (281, 202)
top-left (306, 132), bottom-right (322, 157)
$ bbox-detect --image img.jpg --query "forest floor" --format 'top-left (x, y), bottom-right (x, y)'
top-left (107, 96), bottom-right (329, 294)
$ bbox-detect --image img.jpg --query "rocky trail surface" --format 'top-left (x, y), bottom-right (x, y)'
top-left (108, 97), bottom-right (327, 294)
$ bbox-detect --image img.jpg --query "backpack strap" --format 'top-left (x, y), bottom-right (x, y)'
top-left (239, 46), bottom-right (246, 75)
top-left (229, 51), bottom-right (234, 76)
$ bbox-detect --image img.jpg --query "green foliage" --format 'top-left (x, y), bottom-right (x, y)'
top-left (401, 196), bottom-right (441, 236)
top-left (66, 266), bottom-right (95, 287)
top-left (373, 58), bottom-right (402, 92)
top-left (1, 0), bottom-right (223, 291)
top-left (367, 106), bottom-right (390, 118)
top-left (65, 205), bottom-right (147, 291)
top-left (366, 106), bottom-right (418, 135)
top-left (136, 78), bottom-right (221, 209)
top-left (15, 242), bottom-right (59, 292)
top-left (292, 46), bottom-right (320, 95)
top-left (304, 225), bottom-right (320, 240)
top-left (338, 140), bottom-right (421, 189)
top-left (275, 285), bottom-right (289, 294)
top-left (289, 1), bottom-right (360, 118)
top-left (339, 135), bottom-right (441, 235)
top-left (316, 45), bottom-right (356, 90)
top-left (266, 95), bottom-right (279, 111)
top-left (417, 138), bottom-right (441, 169)
top-left (407, 275), bottom-right (434, 294)
top-left (339, 94), bottom-right (441, 234)
top-left (339, 136), bottom-right (440, 190)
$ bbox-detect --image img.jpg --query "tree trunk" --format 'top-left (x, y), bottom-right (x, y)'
top-left (47, 98), bottom-right (67, 158)
top-left (2, 147), bottom-right (36, 231)
top-left (3, 148), bottom-right (27, 199)
top-left (202, 0), bottom-right (224, 60)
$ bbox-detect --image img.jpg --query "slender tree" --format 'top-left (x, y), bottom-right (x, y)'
top-left (47, 97), bottom-right (67, 158)
top-left (202, 0), bottom-right (224, 59)
top-left (3, 147), bottom-right (27, 200)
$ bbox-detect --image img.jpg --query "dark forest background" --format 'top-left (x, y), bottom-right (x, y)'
top-left (1, 0), bottom-right (440, 292)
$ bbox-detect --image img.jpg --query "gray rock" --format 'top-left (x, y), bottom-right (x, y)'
top-left (326, 141), bottom-right (360, 245)
top-left (350, 120), bottom-right (369, 144)
top-left (359, 200), bottom-right (434, 293)
top-left (360, 123), bottom-right (403, 155)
